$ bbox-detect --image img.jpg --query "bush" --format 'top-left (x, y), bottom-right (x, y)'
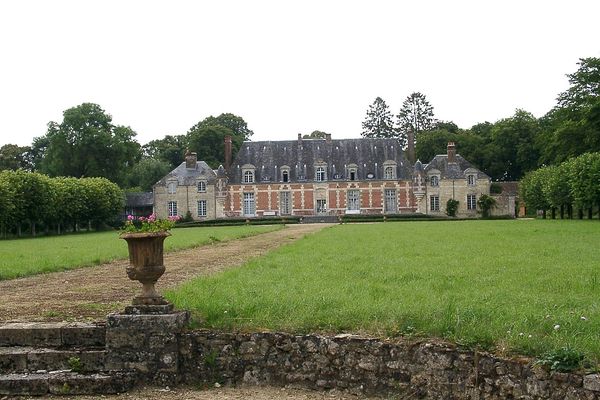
top-left (446, 199), bottom-right (459, 217)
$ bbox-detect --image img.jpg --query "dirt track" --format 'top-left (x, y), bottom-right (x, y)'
top-left (0, 224), bottom-right (333, 322)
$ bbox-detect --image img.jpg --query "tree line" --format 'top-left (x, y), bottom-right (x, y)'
top-left (0, 106), bottom-right (254, 191)
top-left (0, 170), bottom-right (123, 237)
top-left (520, 152), bottom-right (600, 219)
top-left (360, 57), bottom-right (600, 181)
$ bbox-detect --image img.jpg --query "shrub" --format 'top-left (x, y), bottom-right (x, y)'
top-left (446, 199), bottom-right (459, 217)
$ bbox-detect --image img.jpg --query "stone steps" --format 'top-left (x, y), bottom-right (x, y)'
top-left (0, 321), bottom-right (135, 396)
top-left (0, 371), bottom-right (135, 396)
top-left (0, 346), bottom-right (106, 373)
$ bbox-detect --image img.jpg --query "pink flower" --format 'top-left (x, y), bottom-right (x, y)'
top-left (139, 216), bottom-right (146, 222)
top-left (148, 214), bottom-right (156, 222)
top-left (127, 215), bottom-right (135, 221)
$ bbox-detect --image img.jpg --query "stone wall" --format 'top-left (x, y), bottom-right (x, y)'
top-left (177, 330), bottom-right (600, 399)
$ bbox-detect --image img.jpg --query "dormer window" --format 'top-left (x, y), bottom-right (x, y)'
top-left (467, 174), bottom-right (476, 186)
top-left (316, 167), bottom-right (326, 182)
top-left (383, 161), bottom-right (397, 179)
top-left (314, 162), bottom-right (327, 182)
top-left (430, 176), bottom-right (439, 186)
top-left (167, 181), bottom-right (177, 194)
top-left (347, 164), bottom-right (358, 181)
top-left (197, 181), bottom-right (206, 193)
top-left (241, 164), bottom-right (256, 184)
top-left (280, 166), bottom-right (290, 182)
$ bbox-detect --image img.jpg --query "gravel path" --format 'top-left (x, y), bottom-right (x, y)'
top-left (25, 385), bottom-right (366, 400)
top-left (0, 224), bottom-right (332, 322)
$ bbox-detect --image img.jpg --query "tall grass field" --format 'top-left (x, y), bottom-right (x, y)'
top-left (168, 220), bottom-right (600, 361)
top-left (0, 225), bottom-right (280, 280)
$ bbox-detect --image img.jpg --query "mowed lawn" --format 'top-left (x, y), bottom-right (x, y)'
top-left (0, 225), bottom-right (280, 280)
top-left (168, 220), bottom-right (600, 361)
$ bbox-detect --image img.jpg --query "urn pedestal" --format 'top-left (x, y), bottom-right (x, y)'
top-left (120, 231), bottom-right (170, 307)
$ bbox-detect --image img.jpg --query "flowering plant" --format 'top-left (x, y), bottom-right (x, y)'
top-left (121, 214), bottom-right (180, 233)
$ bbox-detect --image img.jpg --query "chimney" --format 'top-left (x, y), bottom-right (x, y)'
top-left (447, 142), bottom-right (456, 163)
top-left (185, 150), bottom-right (197, 169)
top-left (224, 135), bottom-right (232, 171)
top-left (325, 133), bottom-right (332, 143)
top-left (298, 133), bottom-right (302, 146)
top-left (407, 129), bottom-right (415, 164)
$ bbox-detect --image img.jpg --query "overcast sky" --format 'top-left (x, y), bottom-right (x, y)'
top-left (0, 0), bottom-right (599, 147)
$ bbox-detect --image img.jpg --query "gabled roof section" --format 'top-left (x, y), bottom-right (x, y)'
top-left (229, 138), bottom-right (412, 183)
top-left (155, 161), bottom-right (217, 186)
top-left (424, 154), bottom-right (490, 180)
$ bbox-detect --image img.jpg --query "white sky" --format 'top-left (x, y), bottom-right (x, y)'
top-left (0, 0), bottom-right (599, 147)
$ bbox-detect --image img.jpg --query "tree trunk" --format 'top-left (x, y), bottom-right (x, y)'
top-left (17, 224), bottom-right (21, 237)
top-left (57, 223), bottom-right (61, 235)
top-left (551, 208), bottom-right (556, 219)
top-left (31, 222), bottom-right (36, 237)
top-left (542, 209), bottom-right (546, 219)
top-left (588, 208), bottom-right (593, 219)
top-left (568, 204), bottom-right (573, 219)
top-left (578, 209), bottom-right (584, 219)
top-left (560, 205), bottom-right (565, 219)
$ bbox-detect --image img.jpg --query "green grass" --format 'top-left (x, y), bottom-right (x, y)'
top-left (0, 225), bottom-right (280, 280)
top-left (168, 220), bottom-right (600, 362)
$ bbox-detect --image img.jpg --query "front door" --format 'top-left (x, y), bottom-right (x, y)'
top-left (316, 199), bottom-right (327, 214)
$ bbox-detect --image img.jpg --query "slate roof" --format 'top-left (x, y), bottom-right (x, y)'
top-left (229, 138), bottom-right (412, 184)
top-left (125, 192), bottom-right (154, 207)
top-left (423, 154), bottom-right (490, 180)
top-left (155, 161), bottom-right (217, 186)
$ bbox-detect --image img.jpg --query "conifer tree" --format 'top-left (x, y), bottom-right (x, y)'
top-left (361, 97), bottom-right (395, 139)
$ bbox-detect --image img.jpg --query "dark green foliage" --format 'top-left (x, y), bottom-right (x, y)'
top-left (446, 199), bottom-right (459, 217)
top-left (396, 92), bottom-right (436, 149)
top-left (490, 183), bottom-right (502, 194)
top-left (187, 125), bottom-right (243, 169)
top-left (186, 113), bottom-right (252, 168)
top-left (0, 171), bottom-right (123, 237)
top-left (361, 97), bottom-right (396, 139)
top-left (175, 216), bottom-right (301, 228)
top-left (142, 135), bottom-right (187, 169)
top-left (536, 347), bottom-right (585, 372)
top-left (36, 103), bottom-right (141, 186)
top-left (477, 194), bottom-right (497, 218)
top-left (126, 158), bottom-right (171, 191)
top-left (303, 130), bottom-right (329, 139)
top-left (0, 144), bottom-right (32, 171)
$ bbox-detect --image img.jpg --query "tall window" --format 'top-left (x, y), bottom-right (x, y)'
top-left (430, 176), bottom-right (439, 186)
top-left (168, 201), bottom-right (178, 217)
top-left (197, 200), bottom-right (207, 217)
top-left (384, 166), bottom-right (394, 179)
top-left (316, 166), bottom-right (326, 182)
top-left (167, 181), bottom-right (177, 194)
top-left (197, 181), bottom-right (206, 192)
top-left (467, 194), bottom-right (477, 210)
top-left (467, 174), bottom-right (475, 186)
top-left (430, 195), bottom-right (440, 211)
top-left (384, 189), bottom-right (397, 213)
top-left (316, 199), bottom-right (327, 214)
top-left (243, 192), bottom-right (255, 216)
top-left (282, 170), bottom-right (289, 182)
top-left (244, 170), bottom-right (254, 183)
top-left (347, 190), bottom-right (360, 211)
top-left (279, 191), bottom-right (291, 215)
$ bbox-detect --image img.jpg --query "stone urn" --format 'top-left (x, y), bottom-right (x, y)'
top-left (120, 231), bottom-right (171, 306)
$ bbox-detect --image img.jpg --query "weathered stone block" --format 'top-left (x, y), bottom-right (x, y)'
top-left (0, 347), bottom-right (28, 373)
top-left (0, 373), bottom-right (49, 395)
top-left (583, 374), bottom-right (600, 392)
top-left (61, 323), bottom-right (106, 347)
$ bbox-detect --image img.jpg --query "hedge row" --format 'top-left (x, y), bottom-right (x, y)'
top-left (0, 170), bottom-right (124, 237)
top-left (520, 152), bottom-right (600, 219)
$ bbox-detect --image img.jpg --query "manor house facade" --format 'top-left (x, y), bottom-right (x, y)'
top-left (153, 134), bottom-right (491, 220)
